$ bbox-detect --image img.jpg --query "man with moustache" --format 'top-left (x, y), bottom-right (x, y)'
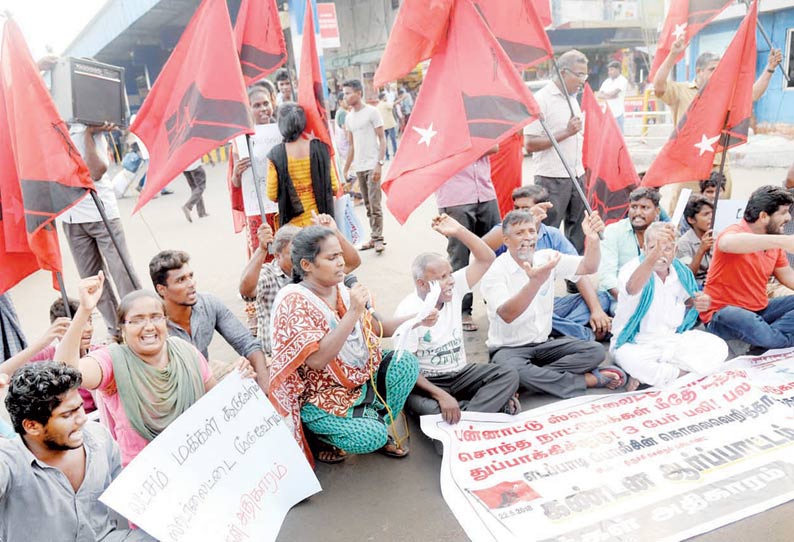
top-left (394, 214), bottom-right (519, 425)
top-left (611, 223), bottom-right (727, 388)
top-left (701, 186), bottom-right (794, 350)
top-left (598, 187), bottom-right (662, 300)
top-left (149, 250), bottom-right (268, 392)
top-left (0, 362), bottom-right (155, 541)
top-left (481, 210), bottom-right (635, 398)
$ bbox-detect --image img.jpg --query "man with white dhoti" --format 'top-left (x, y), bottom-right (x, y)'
top-left (610, 223), bottom-right (728, 387)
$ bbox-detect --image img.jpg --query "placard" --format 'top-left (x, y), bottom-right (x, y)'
top-left (235, 123), bottom-right (282, 217)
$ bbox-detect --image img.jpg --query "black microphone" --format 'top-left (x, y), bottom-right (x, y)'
top-left (343, 274), bottom-right (372, 311)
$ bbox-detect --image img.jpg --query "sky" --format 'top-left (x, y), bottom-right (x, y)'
top-left (0, 0), bottom-right (106, 58)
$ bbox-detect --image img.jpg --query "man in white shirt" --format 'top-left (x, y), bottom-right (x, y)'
top-left (61, 123), bottom-right (140, 337)
top-left (395, 215), bottom-right (519, 424)
top-left (342, 79), bottom-right (387, 253)
top-left (611, 223), bottom-right (728, 387)
top-left (597, 60), bottom-right (628, 133)
top-left (524, 50), bottom-right (588, 254)
top-left (481, 210), bottom-right (632, 398)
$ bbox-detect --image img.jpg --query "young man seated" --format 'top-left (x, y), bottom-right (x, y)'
top-left (598, 188), bottom-right (662, 301)
top-left (701, 185), bottom-right (794, 350)
top-left (699, 172), bottom-right (727, 202)
top-left (481, 210), bottom-right (636, 398)
top-left (1, 362), bottom-right (154, 541)
top-left (395, 215), bottom-right (519, 425)
top-left (149, 250), bottom-right (268, 393)
top-left (676, 196), bottom-right (714, 288)
top-left (611, 223), bottom-right (728, 387)
top-left (483, 186), bottom-right (613, 341)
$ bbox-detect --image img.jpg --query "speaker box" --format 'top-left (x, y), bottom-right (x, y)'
top-left (51, 58), bottom-right (127, 127)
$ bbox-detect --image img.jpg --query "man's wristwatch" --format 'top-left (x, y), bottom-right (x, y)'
top-left (378, 159), bottom-right (385, 166)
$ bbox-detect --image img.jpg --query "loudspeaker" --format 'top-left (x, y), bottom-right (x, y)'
top-left (51, 58), bottom-right (127, 127)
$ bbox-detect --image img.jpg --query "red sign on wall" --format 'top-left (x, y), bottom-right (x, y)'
top-left (317, 3), bottom-right (340, 49)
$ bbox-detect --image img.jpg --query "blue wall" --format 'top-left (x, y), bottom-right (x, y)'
top-left (680, 9), bottom-right (794, 126)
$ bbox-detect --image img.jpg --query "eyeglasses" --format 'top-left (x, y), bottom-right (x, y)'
top-left (563, 68), bottom-right (589, 80)
top-left (124, 315), bottom-right (166, 327)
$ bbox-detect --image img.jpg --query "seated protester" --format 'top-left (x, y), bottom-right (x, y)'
top-left (238, 213), bottom-right (361, 359)
top-left (611, 223), bottom-right (728, 387)
top-left (1, 362), bottom-right (155, 541)
top-left (768, 164), bottom-right (794, 298)
top-left (150, 250), bottom-right (268, 393)
top-left (483, 186), bottom-right (613, 341)
top-left (598, 187), bottom-right (661, 300)
top-left (0, 298), bottom-right (97, 413)
top-left (699, 172), bottom-right (727, 203)
top-left (269, 227), bottom-right (420, 464)
top-left (676, 196), bottom-right (714, 289)
top-left (481, 210), bottom-right (635, 398)
top-left (55, 274), bottom-right (254, 466)
top-left (395, 215), bottom-right (519, 424)
top-left (701, 185), bottom-right (794, 349)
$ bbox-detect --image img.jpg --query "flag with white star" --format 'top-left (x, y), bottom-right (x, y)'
top-left (642, 0), bottom-right (757, 188)
top-left (381, 0), bottom-right (541, 224)
top-left (647, 0), bottom-right (734, 82)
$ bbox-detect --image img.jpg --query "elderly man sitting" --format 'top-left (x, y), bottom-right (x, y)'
top-left (611, 223), bottom-right (728, 388)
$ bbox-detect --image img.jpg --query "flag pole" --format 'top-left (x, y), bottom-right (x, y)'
top-left (550, 58), bottom-right (577, 117)
top-left (742, 0), bottom-right (790, 83)
top-left (709, 115), bottom-right (731, 231)
top-left (89, 191), bottom-right (141, 289)
top-left (538, 117), bottom-right (593, 215)
top-left (55, 271), bottom-right (71, 319)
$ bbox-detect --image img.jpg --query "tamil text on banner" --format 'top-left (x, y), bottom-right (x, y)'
top-left (422, 353), bottom-right (794, 542)
top-left (100, 371), bottom-right (321, 542)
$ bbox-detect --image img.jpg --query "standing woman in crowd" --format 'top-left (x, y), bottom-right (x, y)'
top-left (55, 273), bottom-right (253, 466)
top-left (269, 226), bottom-right (421, 464)
top-left (266, 103), bottom-right (338, 228)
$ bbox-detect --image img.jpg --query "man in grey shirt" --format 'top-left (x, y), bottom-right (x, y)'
top-left (1, 362), bottom-right (154, 541)
top-left (675, 196), bottom-right (714, 288)
top-left (149, 250), bottom-right (268, 393)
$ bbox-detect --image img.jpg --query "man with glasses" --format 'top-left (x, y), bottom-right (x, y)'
top-left (524, 49), bottom-right (589, 255)
top-left (148, 250), bottom-right (268, 393)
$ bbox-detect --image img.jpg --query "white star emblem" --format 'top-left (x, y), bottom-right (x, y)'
top-left (672, 22), bottom-right (687, 41)
top-left (412, 123), bottom-right (438, 147)
top-left (694, 134), bottom-right (720, 156)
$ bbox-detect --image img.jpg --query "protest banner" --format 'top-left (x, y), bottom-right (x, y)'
top-left (422, 351), bottom-right (794, 542)
top-left (100, 372), bottom-right (321, 542)
top-left (234, 123), bottom-right (282, 217)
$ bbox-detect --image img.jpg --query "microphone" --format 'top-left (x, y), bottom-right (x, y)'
top-left (343, 274), bottom-right (373, 311)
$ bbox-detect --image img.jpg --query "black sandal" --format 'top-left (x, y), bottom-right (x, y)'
top-left (379, 436), bottom-right (409, 459)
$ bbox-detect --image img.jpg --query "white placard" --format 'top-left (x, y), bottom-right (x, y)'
top-left (670, 188), bottom-right (692, 229)
top-left (235, 123), bottom-right (282, 216)
top-left (100, 372), bottom-right (321, 542)
top-left (712, 199), bottom-right (746, 233)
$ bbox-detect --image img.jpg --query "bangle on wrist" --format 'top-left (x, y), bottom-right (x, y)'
top-left (767, 68), bottom-right (775, 74)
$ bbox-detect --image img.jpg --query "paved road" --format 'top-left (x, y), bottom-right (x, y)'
top-left (3, 159), bottom-right (793, 541)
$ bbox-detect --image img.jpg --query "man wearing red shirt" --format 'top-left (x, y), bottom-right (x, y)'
top-left (702, 186), bottom-right (794, 349)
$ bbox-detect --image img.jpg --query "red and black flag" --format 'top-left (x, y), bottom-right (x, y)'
top-left (642, 1), bottom-right (757, 188)
top-left (471, 481), bottom-right (541, 510)
top-left (648, 0), bottom-right (734, 81)
top-left (382, 0), bottom-right (541, 224)
top-left (373, 0), bottom-right (454, 88)
top-left (581, 84), bottom-right (639, 224)
top-left (0, 18), bottom-right (95, 292)
top-left (131, 0), bottom-right (253, 212)
top-left (533, 0), bottom-right (553, 27)
top-left (297, 0), bottom-right (332, 152)
top-left (234, 0), bottom-right (287, 85)
top-left (473, 0), bottom-right (553, 70)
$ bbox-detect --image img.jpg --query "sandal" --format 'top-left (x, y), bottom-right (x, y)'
top-left (316, 446), bottom-right (347, 464)
top-left (591, 366), bottom-right (627, 389)
top-left (379, 436), bottom-right (409, 459)
top-left (462, 315), bottom-right (478, 332)
top-left (360, 240), bottom-right (375, 251)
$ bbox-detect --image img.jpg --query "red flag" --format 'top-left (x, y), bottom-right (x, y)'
top-left (581, 84), bottom-right (639, 224)
top-left (648, 0), bottom-right (734, 81)
top-left (382, 0), bottom-right (541, 224)
top-left (474, 0), bottom-right (553, 69)
top-left (297, 0), bottom-right (332, 151)
top-left (374, 0), bottom-right (454, 88)
top-left (0, 18), bottom-right (95, 292)
top-left (533, 0), bottom-right (553, 27)
top-left (131, 0), bottom-right (253, 212)
top-left (471, 480), bottom-right (540, 509)
top-left (489, 131), bottom-right (523, 217)
top-left (642, 1), bottom-right (757, 188)
top-left (234, 0), bottom-right (287, 85)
